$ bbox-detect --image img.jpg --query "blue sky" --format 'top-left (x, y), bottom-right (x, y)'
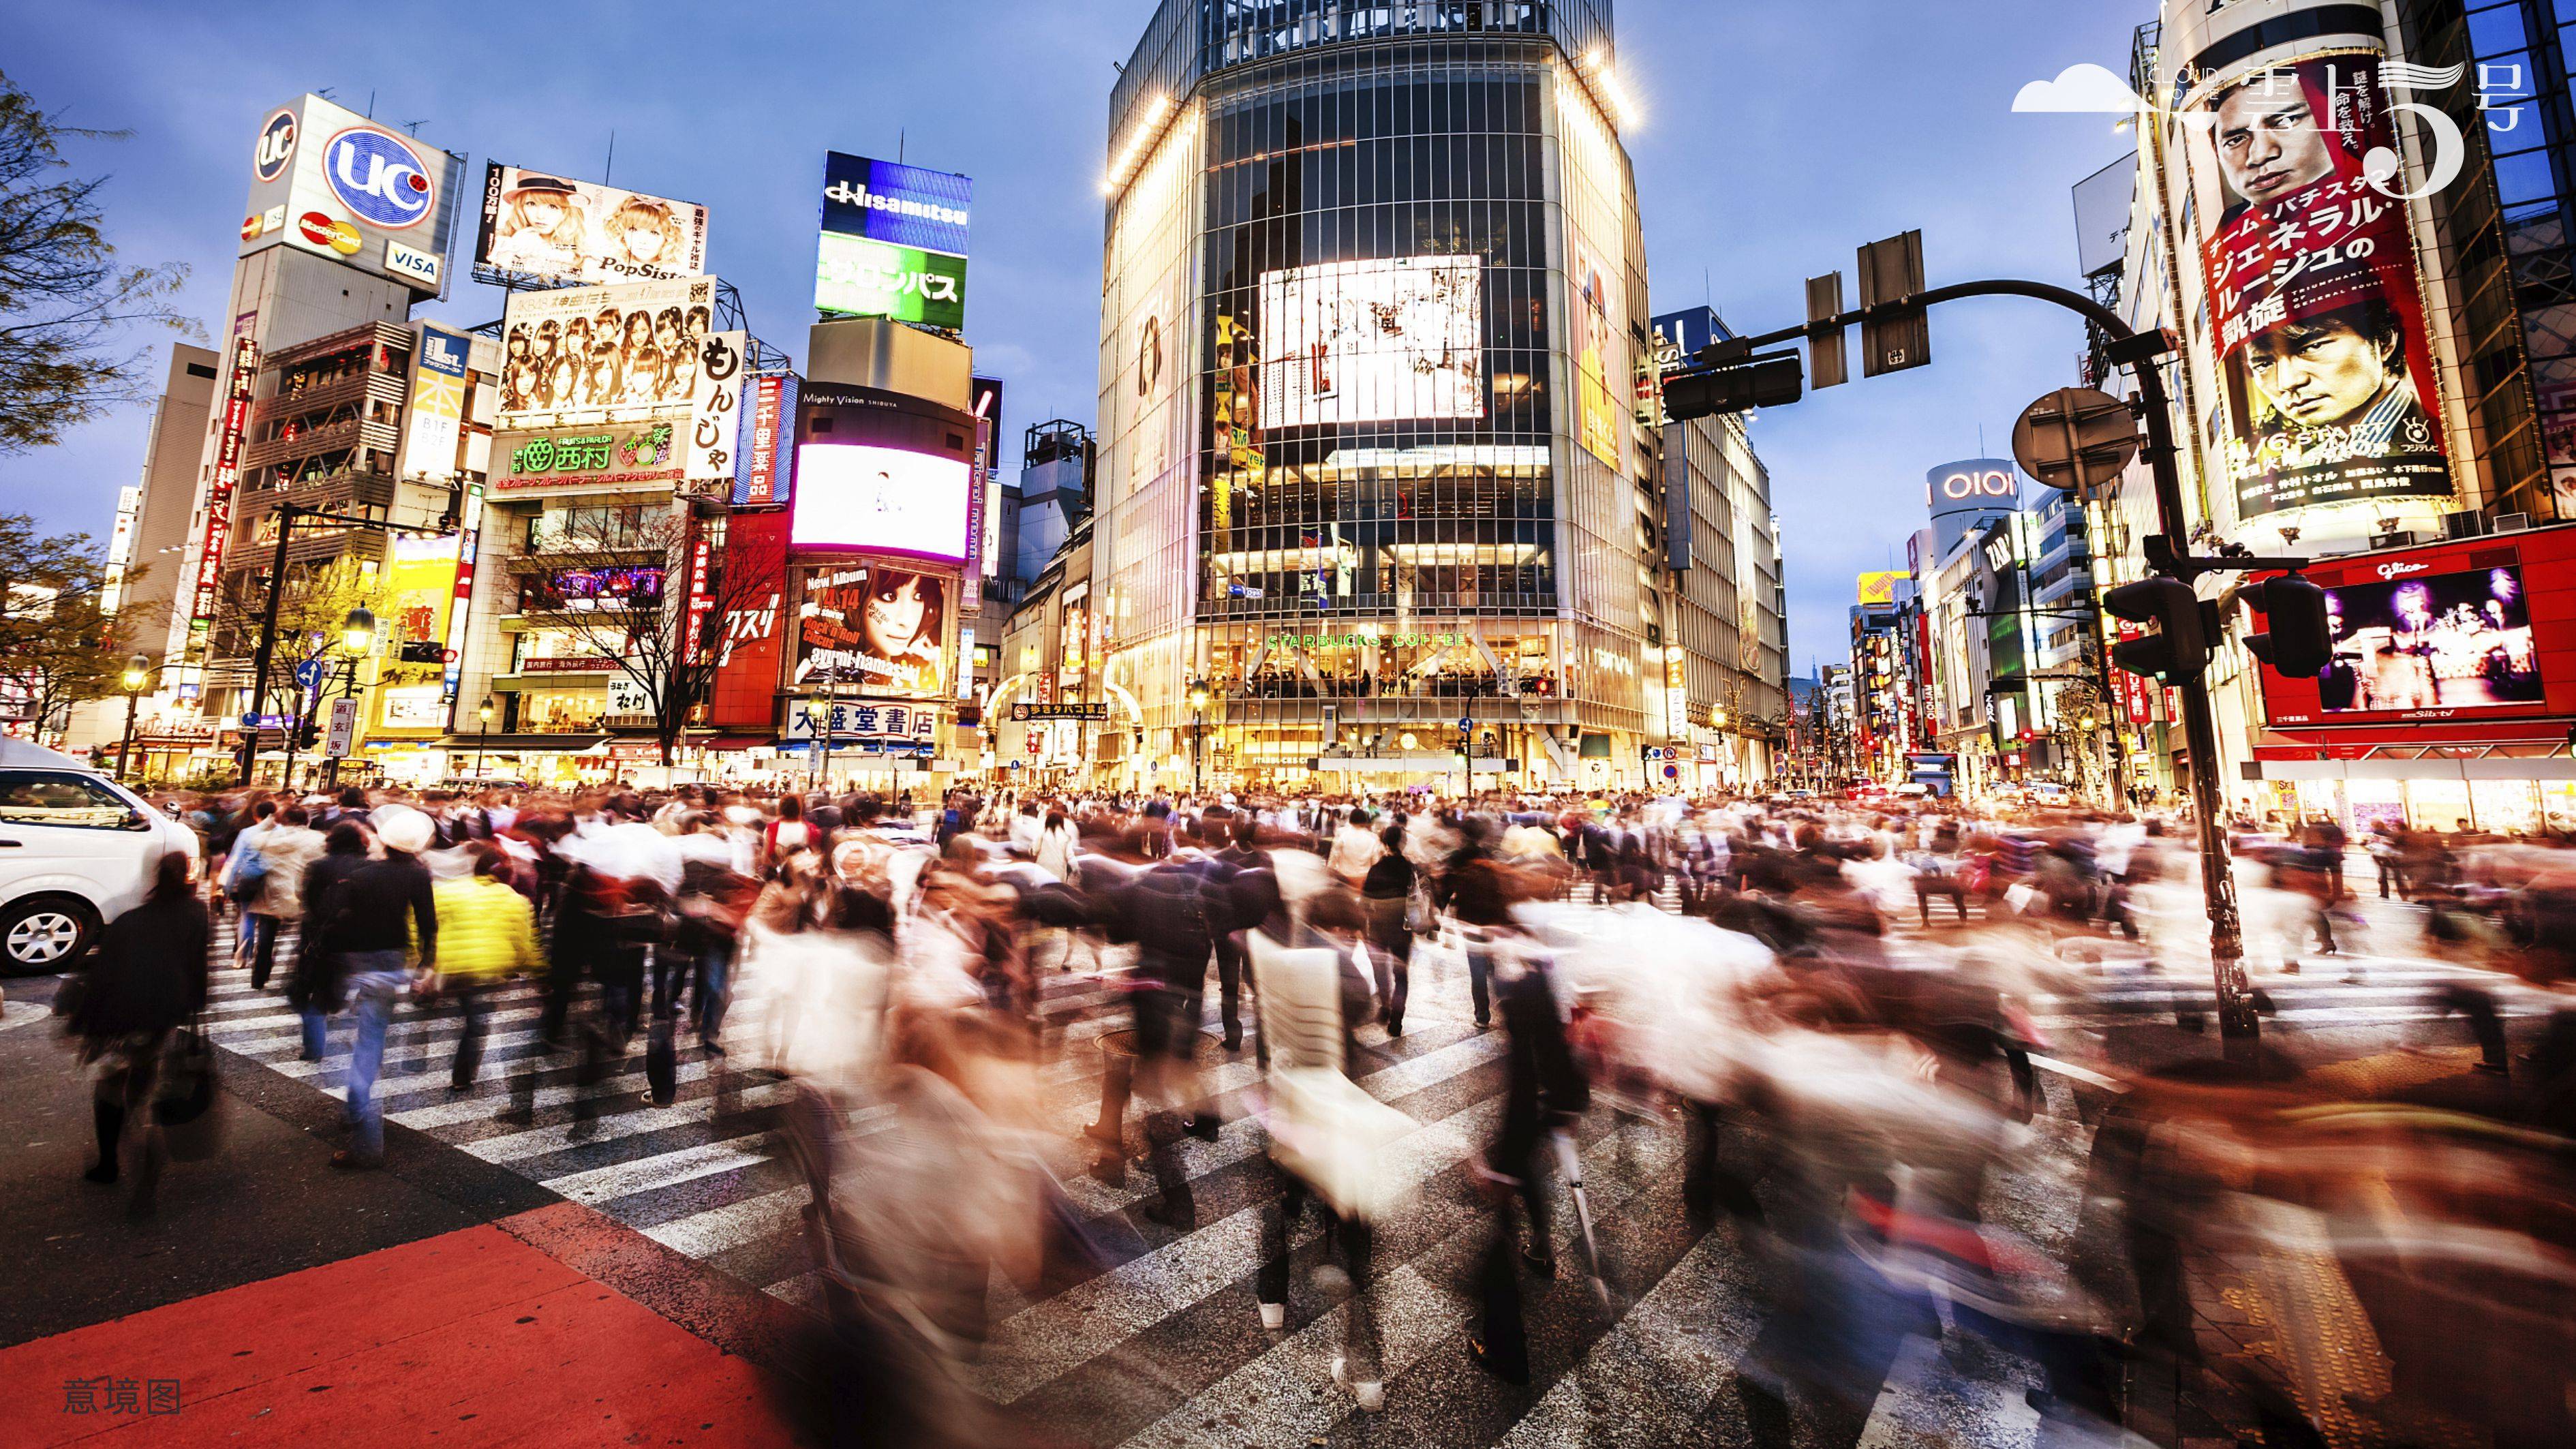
top-left (1, 0), bottom-right (2145, 671)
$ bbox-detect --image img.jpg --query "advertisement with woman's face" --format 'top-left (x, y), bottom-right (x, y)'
top-left (2179, 52), bottom-right (2453, 520)
top-left (795, 564), bottom-right (949, 698)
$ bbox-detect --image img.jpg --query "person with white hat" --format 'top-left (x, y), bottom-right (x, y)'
top-left (305, 803), bottom-right (440, 1169)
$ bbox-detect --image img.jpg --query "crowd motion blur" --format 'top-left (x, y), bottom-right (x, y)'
top-left (70, 778), bottom-right (2576, 1447)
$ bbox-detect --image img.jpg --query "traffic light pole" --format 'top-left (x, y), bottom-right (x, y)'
top-left (1719, 278), bottom-right (2262, 1054)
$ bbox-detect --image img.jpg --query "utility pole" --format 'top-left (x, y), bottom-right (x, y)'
top-left (1685, 276), bottom-right (2267, 1056)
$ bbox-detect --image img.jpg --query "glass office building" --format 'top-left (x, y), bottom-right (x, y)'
top-left (1092, 0), bottom-right (1668, 789)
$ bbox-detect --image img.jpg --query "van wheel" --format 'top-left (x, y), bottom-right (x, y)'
top-left (2, 896), bottom-right (98, 973)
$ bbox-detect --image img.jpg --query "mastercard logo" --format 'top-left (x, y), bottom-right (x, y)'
top-left (297, 211), bottom-right (363, 256)
top-left (241, 214), bottom-right (262, 242)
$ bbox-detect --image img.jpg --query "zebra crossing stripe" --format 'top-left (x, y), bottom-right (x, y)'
top-left (388, 1058), bottom-right (716, 1129)
top-left (539, 1132), bottom-right (781, 1206)
top-left (977, 1096), bottom-right (1506, 1405)
top-left (637, 1184), bottom-right (811, 1259)
top-left (1105, 1118), bottom-right (1685, 1444)
top-left (1494, 1230), bottom-right (1760, 1447)
top-left (459, 1082), bottom-right (801, 1163)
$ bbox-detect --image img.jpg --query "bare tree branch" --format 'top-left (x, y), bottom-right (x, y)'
top-left (0, 71), bottom-right (198, 454)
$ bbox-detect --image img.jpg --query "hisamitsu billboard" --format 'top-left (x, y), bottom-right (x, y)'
top-left (819, 153), bottom-right (972, 259)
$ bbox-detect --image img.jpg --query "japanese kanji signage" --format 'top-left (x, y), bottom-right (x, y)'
top-left (2179, 50), bottom-right (2454, 520)
top-left (493, 423), bottom-right (679, 491)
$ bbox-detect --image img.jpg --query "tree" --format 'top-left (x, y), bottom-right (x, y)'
top-left (526, 500), bottom-right (782, 765)
top-left (198, 555), bottom-right (392, 735)
top-left (0, 72), bottom-right (195, 453)
top-left (0, 513), bottom-right (137, 739)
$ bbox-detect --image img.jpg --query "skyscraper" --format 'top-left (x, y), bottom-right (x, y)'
top-left (1092, 0), bottom-right (1682, 792)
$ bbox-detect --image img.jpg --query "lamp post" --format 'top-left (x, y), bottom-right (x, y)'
top-left (475, 695), bottom-right (495, 781)
top-left (812, 686), bottom-right (834, 795)
top-left (1187, 679), bottom-right (1210, 797)
top-left (116, 654), bottom-right (149, 782)
top-left (322, 607), bottom-right (373, 790)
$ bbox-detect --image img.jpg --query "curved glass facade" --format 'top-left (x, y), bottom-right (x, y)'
top-left (1096, 0), bottom-right (1657, 787)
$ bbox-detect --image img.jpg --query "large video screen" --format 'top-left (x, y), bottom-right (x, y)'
top-left (2314, 564), bottom-right (2541, 714)
top-left (1258, 256), bottom-right (1484, 428)
top-left (790, 443), bottom-right (972, 563)
top-left (795, 563), bottom-right (949, 699)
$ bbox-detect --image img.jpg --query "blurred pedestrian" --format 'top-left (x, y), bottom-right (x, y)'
top-left (65, 852), bottom-right (209, 1212)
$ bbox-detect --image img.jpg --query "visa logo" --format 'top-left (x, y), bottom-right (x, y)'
top-left (384, 239), bottom-right (442, 288)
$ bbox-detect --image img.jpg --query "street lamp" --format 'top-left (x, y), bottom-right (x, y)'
top-left (321, 607), bottom-right (373, 789)
top-left (475, 695), bottom-right (495, 782)
top-left (116, 654), bottom-right (149, 782)
top-left (1186, 679), bottom-right (1210, 797)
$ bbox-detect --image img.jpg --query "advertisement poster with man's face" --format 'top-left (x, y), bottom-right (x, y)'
top-left (795, 564), bottom-right (949, 699)
top-left (2182, 53), bottom-right (2453, 519)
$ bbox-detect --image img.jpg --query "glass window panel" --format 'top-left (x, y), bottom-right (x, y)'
top-left (2498, 147), bottom-right (2557, 204)
top-left (2470, 3), bottom-right (2528, 54)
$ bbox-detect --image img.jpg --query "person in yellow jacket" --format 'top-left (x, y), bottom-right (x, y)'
top-left (432, 843), bottom-right (542, 1090)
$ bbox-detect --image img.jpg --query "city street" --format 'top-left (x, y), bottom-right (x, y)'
top-left (7, 0), bottom-right (2576, 1443)
top-left (3, 861), bottom-right (2550, 1447)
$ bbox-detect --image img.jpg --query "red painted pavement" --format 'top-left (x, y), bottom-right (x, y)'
top-left (0, 1217), bottom-right (806, 1448)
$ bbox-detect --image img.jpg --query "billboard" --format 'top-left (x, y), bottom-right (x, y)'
top-left (1856, 570), bottom-right (1906, 608)
top-left (497, 275), bottom-right (718, 430)
top-left (684, 331), bottom-right (748, 484)
top-left (384, 534), bottom-right (461, 717)
top-left (474, 164), bottom-right (709, 285)
top-left (2176, 50), bottom-right (2453, 520)
top-left (239, 95), bottom-right (465, 298)
top-left (398, 324), bottom-right (472, 482)
top-left (790, 444), bottom-right (974, 562)
top-left (1257, 256), bottom-right (1484, 429)
top-left (814, 235), bottom-right (966, 329)
top-left (975, 376), bottom-right (1005, 570)
top-left (735, 373), bottom-right (799, 506)
top-left (707, 508), bottom-right (790, 728)
top-left (2255, 530), bottom-right (2576, 728)
top-left (814, 153), bottom-right (971, 328)
top-left (491, 421), bottom-right (681, 493)
top-left (189, 312), bottom-right (259, 637)
top-left (819, 152), bottom-right (972, 256)
top-left (1572, 244), bottom-right (1620, 463)
top-left (795, 563), bottom-right (951, 699)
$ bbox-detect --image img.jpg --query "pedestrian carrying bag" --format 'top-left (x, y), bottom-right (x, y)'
top-left (153, 1020), bottom-right (225, 1162)
top-left (1404, 879), bottom-right (1435, 936)
top-left (226, 853), bottom-right (269, 906)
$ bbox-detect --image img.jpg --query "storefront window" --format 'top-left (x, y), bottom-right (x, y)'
top-left (518, 691), bottom-right (608, 732)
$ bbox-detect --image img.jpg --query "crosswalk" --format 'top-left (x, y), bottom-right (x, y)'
top-left (190, 892), bottom-right (2534, 1446)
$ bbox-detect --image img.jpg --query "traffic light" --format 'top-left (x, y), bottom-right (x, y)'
top-left (2104, 577), bottom-right (2210, 683)
top-left (296, 720), bottom-right (321, 750)
top-left (1661, 350), bottom-right (1803, 421)
top-left (2242, 573), bottom-right (2334, 679)
top-left (1858, 230), bottom-right (1929, 377)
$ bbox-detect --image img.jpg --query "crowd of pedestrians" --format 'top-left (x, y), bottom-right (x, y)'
top-left (48, 775), bottom-right (2576, 1446)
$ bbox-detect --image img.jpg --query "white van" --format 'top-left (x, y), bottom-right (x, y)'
top-left (0, 739), bottom-right (202, 973)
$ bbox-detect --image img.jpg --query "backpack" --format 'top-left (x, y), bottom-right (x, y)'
top-left (227, 851), bottom-right (270, 906)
